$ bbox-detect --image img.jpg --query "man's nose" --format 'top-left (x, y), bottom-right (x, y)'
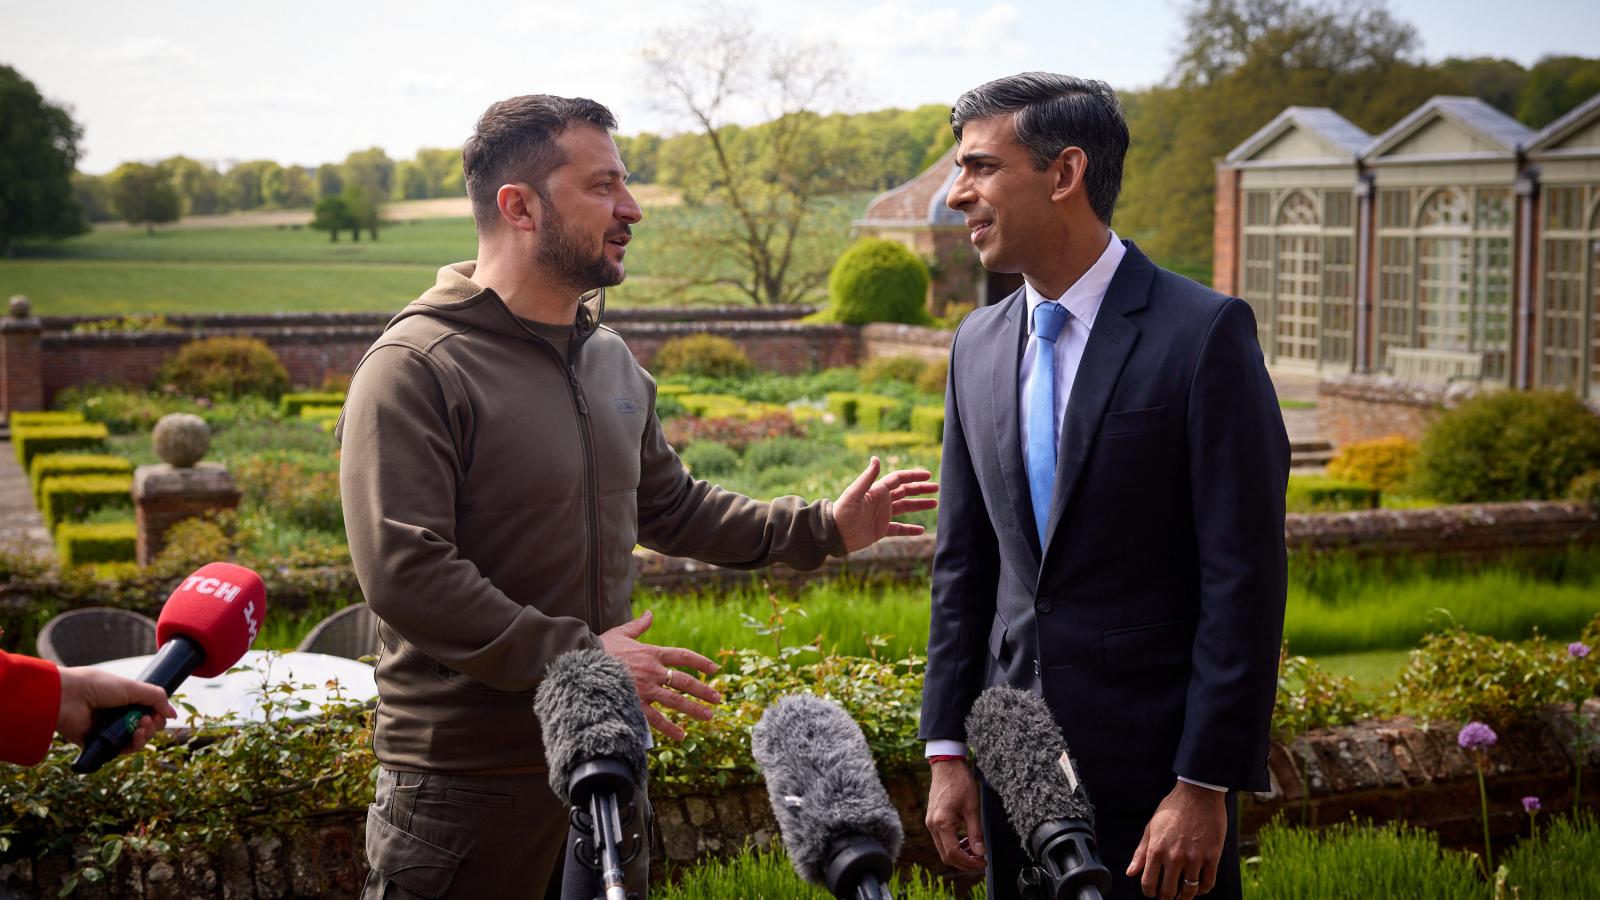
top-left (617, 187), bottom-right (643, 224)
top-left (946, 170), bottom-right (972, 210)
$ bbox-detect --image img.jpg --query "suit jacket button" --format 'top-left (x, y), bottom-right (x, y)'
top-left (1036, 597), bottom-right (1054, 614)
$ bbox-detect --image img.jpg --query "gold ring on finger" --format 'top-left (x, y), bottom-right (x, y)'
top-left (664, 669), bottom-right (675, 690)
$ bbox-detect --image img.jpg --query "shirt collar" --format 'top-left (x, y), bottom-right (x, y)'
top-left (1025, 230), bottom-right (1126, 332)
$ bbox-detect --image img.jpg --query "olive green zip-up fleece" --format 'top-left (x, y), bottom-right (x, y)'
top-left (337, 262), bottom-right (844, 774)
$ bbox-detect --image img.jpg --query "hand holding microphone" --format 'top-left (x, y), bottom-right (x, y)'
top-left (71, 562), bottom-right (266, 774)
top-left (966, 686), bottom-right (1112, 900)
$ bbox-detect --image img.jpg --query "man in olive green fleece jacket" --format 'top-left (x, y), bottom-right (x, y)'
top-left (339, 95), bottom-right (938, 899)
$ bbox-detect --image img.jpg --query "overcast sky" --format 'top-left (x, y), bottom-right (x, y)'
top-left (4, 0), bottom-right (1597, 174)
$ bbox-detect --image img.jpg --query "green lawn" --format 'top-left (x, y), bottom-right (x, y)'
top-left (3, 194), bottom-right (873, 316)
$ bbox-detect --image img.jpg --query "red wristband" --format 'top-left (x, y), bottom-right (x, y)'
top-left (928, 754), bottom-right (967, 765)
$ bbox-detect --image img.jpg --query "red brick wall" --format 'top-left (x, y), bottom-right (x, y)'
top-left (1213, 165), bottom-right (1241, 296)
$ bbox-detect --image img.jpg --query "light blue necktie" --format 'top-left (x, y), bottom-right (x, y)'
top-left (1026, 301), bottom-right (1069, 546)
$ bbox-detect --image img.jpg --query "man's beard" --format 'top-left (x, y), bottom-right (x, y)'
top-left (536, 197), bottom-right (626, 293)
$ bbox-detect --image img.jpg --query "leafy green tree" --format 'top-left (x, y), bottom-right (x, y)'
top-left (341, 184), bottom-right (379, 241)
top-left (0, 64), bottom-right (88, 255)
top-left (158, 156), bottom-right (225, 216)
top-left (272, 165), bottom-right (315, 208)
top-left (107, 162), bottom-right (181, 234)
top-left (643, 15), bottom-right (856, 305)
top-left (1518, 55), bottom-right (1600, 128)
top-left (415, 147), bottom-right (463, 197)
top-left (71, 172), bottom-right (114, 224)
top-left (310, 195), bottom-right (356, 242)
top-left (316, 163), bottom-right (343, 199)
top-left (394, 160), bottom-right (430, 200)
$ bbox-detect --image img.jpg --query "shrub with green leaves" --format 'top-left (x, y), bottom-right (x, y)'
top-left (1274, 650), bottom-right (1373, 742)
top-left (12, 423), bottom-right (108, 470)
top-left (41, 474), bottom-right (133, 531)
top-left (233, 455), bottom-right (342, 533)
top-left (1393, 626), bottom-right (1560, 727)
top-left (910, 406), bottom-right (945, 444)
top-left (1327, 435), bottom-right (1418, 494)
top-left (860, 355), bottom-right (928, 386)
top-left (679, 441), bottom-right (740, 477)
top-left (826, 238), bottom-right (932, 325)
top-left (56, 521), bottom-right (137, 567)
top-left (29, 453), bottom-right (132, 504)
top-left (1285, 475), bottom-right (1379, 513)
top-left (8, 410), bottom-right (84, 430)
top-left (826, 392), bottom-right (902, 430)
top-left (916, 357), bottom-right (949, 395)
top-left (743, 437), bottom-right (851, 473)
top-left (664, 412), bottom-right (805, 453)
top-left (1415, 390), bottom-right (1600, 503)
top-left (279, 392), bottom-right (346, 418)
top-left (1568, 469), bottom-right (1600, 506)
top-left (844, 432), bottom-right (930, 453)
top-left (157, 336), bottom-right (291, 400)
top-left (653, 334), bottom-right (754, 379)
top-left (1243, 821), bottom-right (1482, 899)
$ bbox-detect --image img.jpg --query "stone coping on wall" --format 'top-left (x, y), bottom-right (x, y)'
top-left (860, 322), bottom-right (957, 349)
top-left (37, 305), bottom-right (820, 333)
top-left (1317, 372), bottom-right (1491, 409)
top-left (5, 705), bottom-right (1596, 898)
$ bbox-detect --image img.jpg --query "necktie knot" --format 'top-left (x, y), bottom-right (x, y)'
top-left (1033, 301), bottom-right (1068, 344)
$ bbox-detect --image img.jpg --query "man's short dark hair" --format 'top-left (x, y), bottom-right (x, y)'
top-left (463, 95), bottom-right (617, 231)
top-left (951, 73), bottom-right (1128, 226)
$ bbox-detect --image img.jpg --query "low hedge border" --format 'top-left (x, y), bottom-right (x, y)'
top-left (29, 453), bottom-right (133, 505)
top-left (40, 474), bottom-right (134, 532)
top-left (56, 521), bottom-right (138, 567)
top-left (12, 423), bottom-right (109, 471)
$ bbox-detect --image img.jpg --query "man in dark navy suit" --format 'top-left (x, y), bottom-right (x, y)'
top-left (919, 73), bottom-right (1288, 900)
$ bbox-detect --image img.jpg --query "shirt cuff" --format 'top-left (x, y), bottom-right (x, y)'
top-left (925, 740), bottom-right (968, 758)
top-left (1177, 775), bottom-right (1228, 792)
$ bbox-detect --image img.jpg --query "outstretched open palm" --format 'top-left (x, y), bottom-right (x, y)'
top-left (833, 456), bottom-right (939, 552)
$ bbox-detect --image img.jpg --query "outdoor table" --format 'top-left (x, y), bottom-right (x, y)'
top-left (90, 649), bottom-right (377, 730)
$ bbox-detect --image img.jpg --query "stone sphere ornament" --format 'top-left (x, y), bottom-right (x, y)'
top-left (8, 296), bottom-right (31, 318)
top-left (153, 413), bottom-right (211, 467)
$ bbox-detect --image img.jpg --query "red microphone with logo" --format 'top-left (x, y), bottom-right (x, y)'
top-left (71, 563), bottom-right (266, 774)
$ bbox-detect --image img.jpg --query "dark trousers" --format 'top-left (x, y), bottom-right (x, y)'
top-left (360, 768), bottom-right (650, 900)
top-left (979, 779), bottom-right (1241, 900)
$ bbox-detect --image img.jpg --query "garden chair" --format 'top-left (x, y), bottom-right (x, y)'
top-left (35, 607), bottom-right (157, 666)
top-left (296, 604), bottom-right (379, 661)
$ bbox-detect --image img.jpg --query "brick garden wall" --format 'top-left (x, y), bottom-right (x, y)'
top-left (5, 704), bottom-right (1596, 899)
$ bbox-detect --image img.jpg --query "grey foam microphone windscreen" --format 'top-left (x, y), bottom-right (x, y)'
top-left (751, 695), bottom-right (905, 885)
top-left (534, 648), bottom-right (650, 805)
top-left (965, 686), bottom-right (1096, 843)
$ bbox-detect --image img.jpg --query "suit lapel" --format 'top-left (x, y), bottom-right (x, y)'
top-left (987, 288), bottom-right (1041, 564)
top-left (1042, 242), bottom-right (1155, 554)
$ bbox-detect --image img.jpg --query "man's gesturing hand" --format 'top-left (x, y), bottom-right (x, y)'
top-left (834, 456), bottom-right (939, 553)
top-left (925, 759), bottom-right (988, 871)
top-left (600, 610), bottom-right (723, 740)
top-left (1127, 781), bottom-right (1227, 899)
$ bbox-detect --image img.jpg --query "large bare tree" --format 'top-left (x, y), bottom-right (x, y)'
top-left (642, 11), bottom-right (855, 306)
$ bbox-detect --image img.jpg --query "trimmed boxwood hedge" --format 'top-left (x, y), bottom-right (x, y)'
top-left (279, 392), bottom-right (346, 418)
top-left (29, 454), bottom-right (134, 505)
top-left (41, 474), bottom-right (134, 532)
top-left (1285, 475), bottom-right (1380, 513)
top-left (825, 392), bottom-right (902, 430)
top-left (911, 406), bottom-right (945, 444)
top-left (56, 521), bottom-right (138, 567)
top-left (8, 411), bottom-right (85, 430)
top-left (13, 423), bottom-right (109, 470)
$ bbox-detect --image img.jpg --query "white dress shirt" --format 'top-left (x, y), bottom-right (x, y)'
top-left (925, 232), bottom-right (1225, 793)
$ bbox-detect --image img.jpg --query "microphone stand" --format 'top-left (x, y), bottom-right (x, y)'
top-left (823, 836), bottom-right (895, 900)
top-left (1016, 818), bottom-right (1111, 900)
top-left (564, 759), bottom-right (641, 900)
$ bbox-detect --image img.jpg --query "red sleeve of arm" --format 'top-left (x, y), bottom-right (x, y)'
top-left (0, 650), bottom-right (62, 766)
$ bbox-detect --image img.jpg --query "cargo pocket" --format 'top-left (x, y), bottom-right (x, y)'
top-left (365, 807), bottom-right (464, 899)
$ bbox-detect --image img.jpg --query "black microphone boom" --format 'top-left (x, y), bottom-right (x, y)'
top-left (71, 635), bottom-right (205, 774)
top-left (535, 648), bottom-right (650, 900)
top-left (751, 695), bottom-right (903, 900)
top-left (966, 686), bottom-right (1112, 900)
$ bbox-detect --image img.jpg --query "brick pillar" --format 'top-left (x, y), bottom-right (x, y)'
top-left (1213, 165), bottom-right (1241, 297)
top-left (133, 464), bottom-right (241, 565)
top-left (1, 296), bottom-right (45, 416)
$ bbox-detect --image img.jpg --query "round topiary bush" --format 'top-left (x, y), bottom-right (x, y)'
top-left (158, 337), bottom-right (290, 400)
top-left (827, 238), bottom-right (931, 325)
top-left (653, 334), bottom-right (754, 379)
top-left (1326, 435), bottom-right (1418, 495)
top-left (678, 440), bottom-right (740, 477)
top-left (1413, 390), bottom-right (1600, 503)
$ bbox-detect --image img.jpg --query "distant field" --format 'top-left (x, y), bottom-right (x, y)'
top-left (2, 191), bottom-right (867, 316)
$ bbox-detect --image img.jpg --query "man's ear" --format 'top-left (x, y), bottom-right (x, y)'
top-left (496, 184), bottom-right (539, 234)
top-left (1050, 147), bottom-right (1088, 205)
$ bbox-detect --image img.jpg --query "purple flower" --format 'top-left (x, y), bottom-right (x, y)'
top-left (1458, 721), bottom-right (1498, 752)
top-left (1523, 796), bottom-right (1541, 814)
top-left (1570, 642), bottom-right (1592, 659)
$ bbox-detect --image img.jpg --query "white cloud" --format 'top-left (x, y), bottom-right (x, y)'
top-left (813, 1), bottom-right (1023, 57)
top-left (88, 35), bottom-right (194, 67)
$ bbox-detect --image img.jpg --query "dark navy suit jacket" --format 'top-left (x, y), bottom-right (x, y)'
top-left (919, 241), bottom-right (1289, 816)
